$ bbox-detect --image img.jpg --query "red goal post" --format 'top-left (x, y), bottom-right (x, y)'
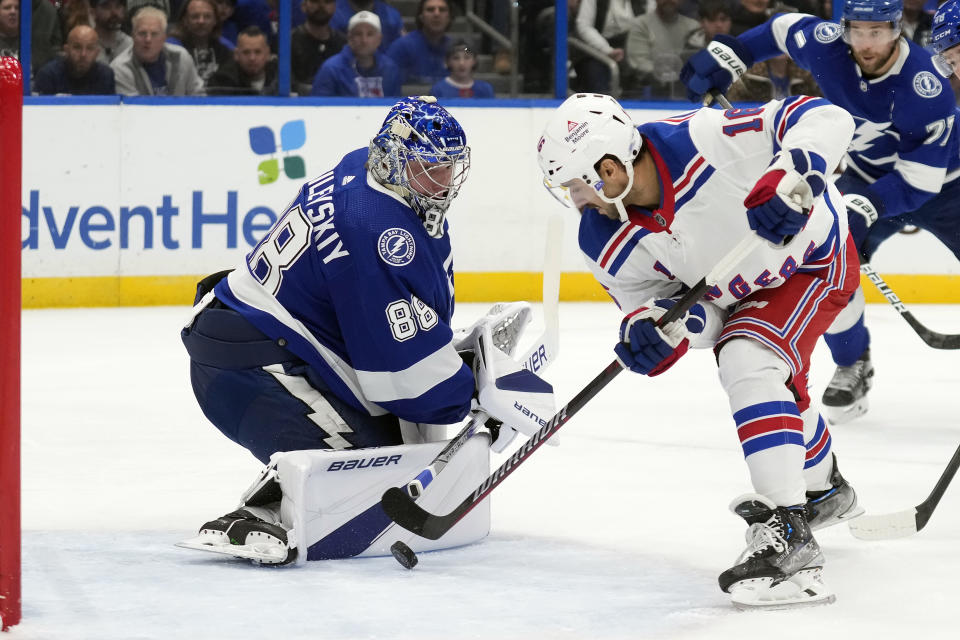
top-left (0, 56), bottom-right (22, 632)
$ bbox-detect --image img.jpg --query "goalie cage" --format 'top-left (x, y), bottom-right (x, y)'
top-left (0, 56), bottom-right (22, 632)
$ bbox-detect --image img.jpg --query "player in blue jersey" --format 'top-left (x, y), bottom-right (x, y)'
top-left (681, 0), bottom-right (960, 424)
top-left (178, 96), bottom-right (552, 564)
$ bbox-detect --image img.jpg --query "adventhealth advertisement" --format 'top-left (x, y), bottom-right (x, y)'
top-left (20, 103), bottom-right (959, 306)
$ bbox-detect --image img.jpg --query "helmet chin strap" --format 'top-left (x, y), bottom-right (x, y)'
top-left (597, 159), bottom-right (635, 222)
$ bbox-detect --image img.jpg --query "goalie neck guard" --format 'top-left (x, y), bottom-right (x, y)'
top-left (368, 96), bottom-right (471, 239)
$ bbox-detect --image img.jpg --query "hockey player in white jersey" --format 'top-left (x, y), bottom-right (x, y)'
top-left (179, 97), bottom-right (555, 565)
top-left (680, 0), bottom-right (960, 424)
top-left (538, 93), bottom-right (863, 608)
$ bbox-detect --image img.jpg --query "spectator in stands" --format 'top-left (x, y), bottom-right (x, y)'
top-left (112, 6), bottom-right (205, 94)
top-left (683, 0), bottom-right (732, 55)
top-left (574, 0), bottom-right (641, 93)
top-left (214, 0), bottom-right (239, 44)
top-left (330, 0), bottom-right (402, 51)
top-left (93, 0), bottom-right (133, 63)
top-left (60, 0), bottom-right (94, 34)
top-left (310, 9), bottom-right (400, 96)
top-left (387, 0), bottom-right (451, 85)
top-left (128, 0), bottom-right (171, 18)
top-left (0, 0), bottom-right (18, 60)
top-left (625, 0), bottom-right (698, 96)
top-left (35, 24), bottom-right (116, 94)
top-left (523, 0), bottom-right (589, 94)
top-left (167, 0), bottom-right (233, 83)
top-left (730, 0), bottom-right (801, 37)
top-left (207, 24), bottom-right (276, 94)
top-left (903, 0), bottom-right (933, 46)
top-left (727, 53), bottom-right (821, 101)
top-left (0, 0), bottom-right (65, 72)
top-left (430, 39), bottom-right (494, 98)
top-left (291, 0), bottom-right (345, 93)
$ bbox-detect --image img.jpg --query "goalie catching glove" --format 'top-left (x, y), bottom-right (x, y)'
top-left (744, 149), bottom-right (825, 245)
top-left (455, 302), bottom-right (556, 453)
top-left (614, 298), bottom-right (707, 376)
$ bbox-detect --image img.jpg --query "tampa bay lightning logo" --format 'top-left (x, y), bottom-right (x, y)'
top-left (913, 71), bottom-right (943, 98)
top-left (378, 228), bottom-right (416, 266)
top-left (814, 22), bottom-right (841, 43)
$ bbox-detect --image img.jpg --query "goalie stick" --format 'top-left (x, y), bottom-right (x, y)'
top-left (848, 443), bottom-right (960, 540)
top-left (860, 263), bottom-right (960, 350)
top-left (393, 214), bottom-right (564, 502)
top-left (381, 232), bottom-right (766, 540)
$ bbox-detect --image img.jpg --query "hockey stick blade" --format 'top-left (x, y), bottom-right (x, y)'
top-left (861, 263), bottom-right (960, 349)
top-left (381, 361), bottom-right (619, 539)
top-left (849, 443), bottom-right (960, 540)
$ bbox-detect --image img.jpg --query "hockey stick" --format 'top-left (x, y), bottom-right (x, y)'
top-left (381, 232), bottom-right (766, 540)
top-left (860, 263), bottom-right (960, 350)
top-left (848, 443), bottom-right (960, 540)
top-left (396, 215), bottom-right (565, 500)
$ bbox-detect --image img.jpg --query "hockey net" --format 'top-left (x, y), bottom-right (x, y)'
top-left (0, 56), bottom-right (22, 632)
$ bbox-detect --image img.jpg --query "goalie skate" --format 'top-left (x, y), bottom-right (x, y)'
top-left (176, 508), bottom-right (297, 566)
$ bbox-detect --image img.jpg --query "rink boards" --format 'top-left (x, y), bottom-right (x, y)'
top-left (21, 100), bottom-right (960, 307)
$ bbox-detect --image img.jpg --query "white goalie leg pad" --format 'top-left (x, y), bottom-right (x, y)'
top-left (472, 322), bottom-right (556, 454)
top-left (729, 567), bottom-right (836, 610)
top-left (273, 433), bottom-right (491, 562)
top-left (398, 419), bottom-right (449, 445)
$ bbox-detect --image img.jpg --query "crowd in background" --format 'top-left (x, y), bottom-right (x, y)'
top-left (0, 0), bottom-right (954, 101)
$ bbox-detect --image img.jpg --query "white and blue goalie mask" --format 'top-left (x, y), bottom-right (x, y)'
top-left (369, 96), bottom-right (471, 238)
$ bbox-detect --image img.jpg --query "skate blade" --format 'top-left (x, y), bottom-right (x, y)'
top-left (729, 568), bottom-right (836, 611)
top-left (176, 536), bottom-right (289, 565)
top-left (823, 399), bottom-right (868, 425)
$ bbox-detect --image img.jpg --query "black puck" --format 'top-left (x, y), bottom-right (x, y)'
top-left (390, 541), bottom-right (418, 569)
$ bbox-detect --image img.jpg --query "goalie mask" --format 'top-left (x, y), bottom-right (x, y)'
top-left (536, 93), bottom-right (642, 222)
top-left (369, 96), bottom-right (471, 238)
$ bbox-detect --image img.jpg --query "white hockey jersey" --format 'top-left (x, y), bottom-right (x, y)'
top-left (579, 96), bottom-right (855, 344)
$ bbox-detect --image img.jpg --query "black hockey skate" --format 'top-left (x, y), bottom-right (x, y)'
top-left (822, 349), bottom-right (874, 424)
top-left (177, 507), bottom-right (297, 565)
top-left (719, 494), bottom-right (834, 609)
top-left (805, 454), bottom-right (864, 530)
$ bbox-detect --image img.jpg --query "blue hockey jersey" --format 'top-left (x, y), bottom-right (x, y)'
top-left (214, 148), bottom-right (475, 426)
top-left (738, 13), bottom-right (959, 218)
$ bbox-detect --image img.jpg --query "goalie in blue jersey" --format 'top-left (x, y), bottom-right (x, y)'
top-left (178, 96), bottom-right (555, 565)
top-left (681, 0), bottom-right (960, 424)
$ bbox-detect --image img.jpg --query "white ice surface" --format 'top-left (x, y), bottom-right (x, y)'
top-left (12, 302), bottom-right (960, 639)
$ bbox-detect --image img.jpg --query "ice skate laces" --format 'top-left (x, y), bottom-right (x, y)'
top-left (740, 514), bottom-right (790, 561)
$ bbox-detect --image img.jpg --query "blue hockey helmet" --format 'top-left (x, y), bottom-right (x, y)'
top-left (368, 96), bottom-right (471, 238)
top-left (841, 0), bottom-right (903, 43)
top-left (931, 0), bottom-right (960, 75)
top-left (842, 0), bottom-right (903, 23)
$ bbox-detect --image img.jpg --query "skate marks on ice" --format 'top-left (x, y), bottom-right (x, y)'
top-left (20, 531), bottom-right (728, 640)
